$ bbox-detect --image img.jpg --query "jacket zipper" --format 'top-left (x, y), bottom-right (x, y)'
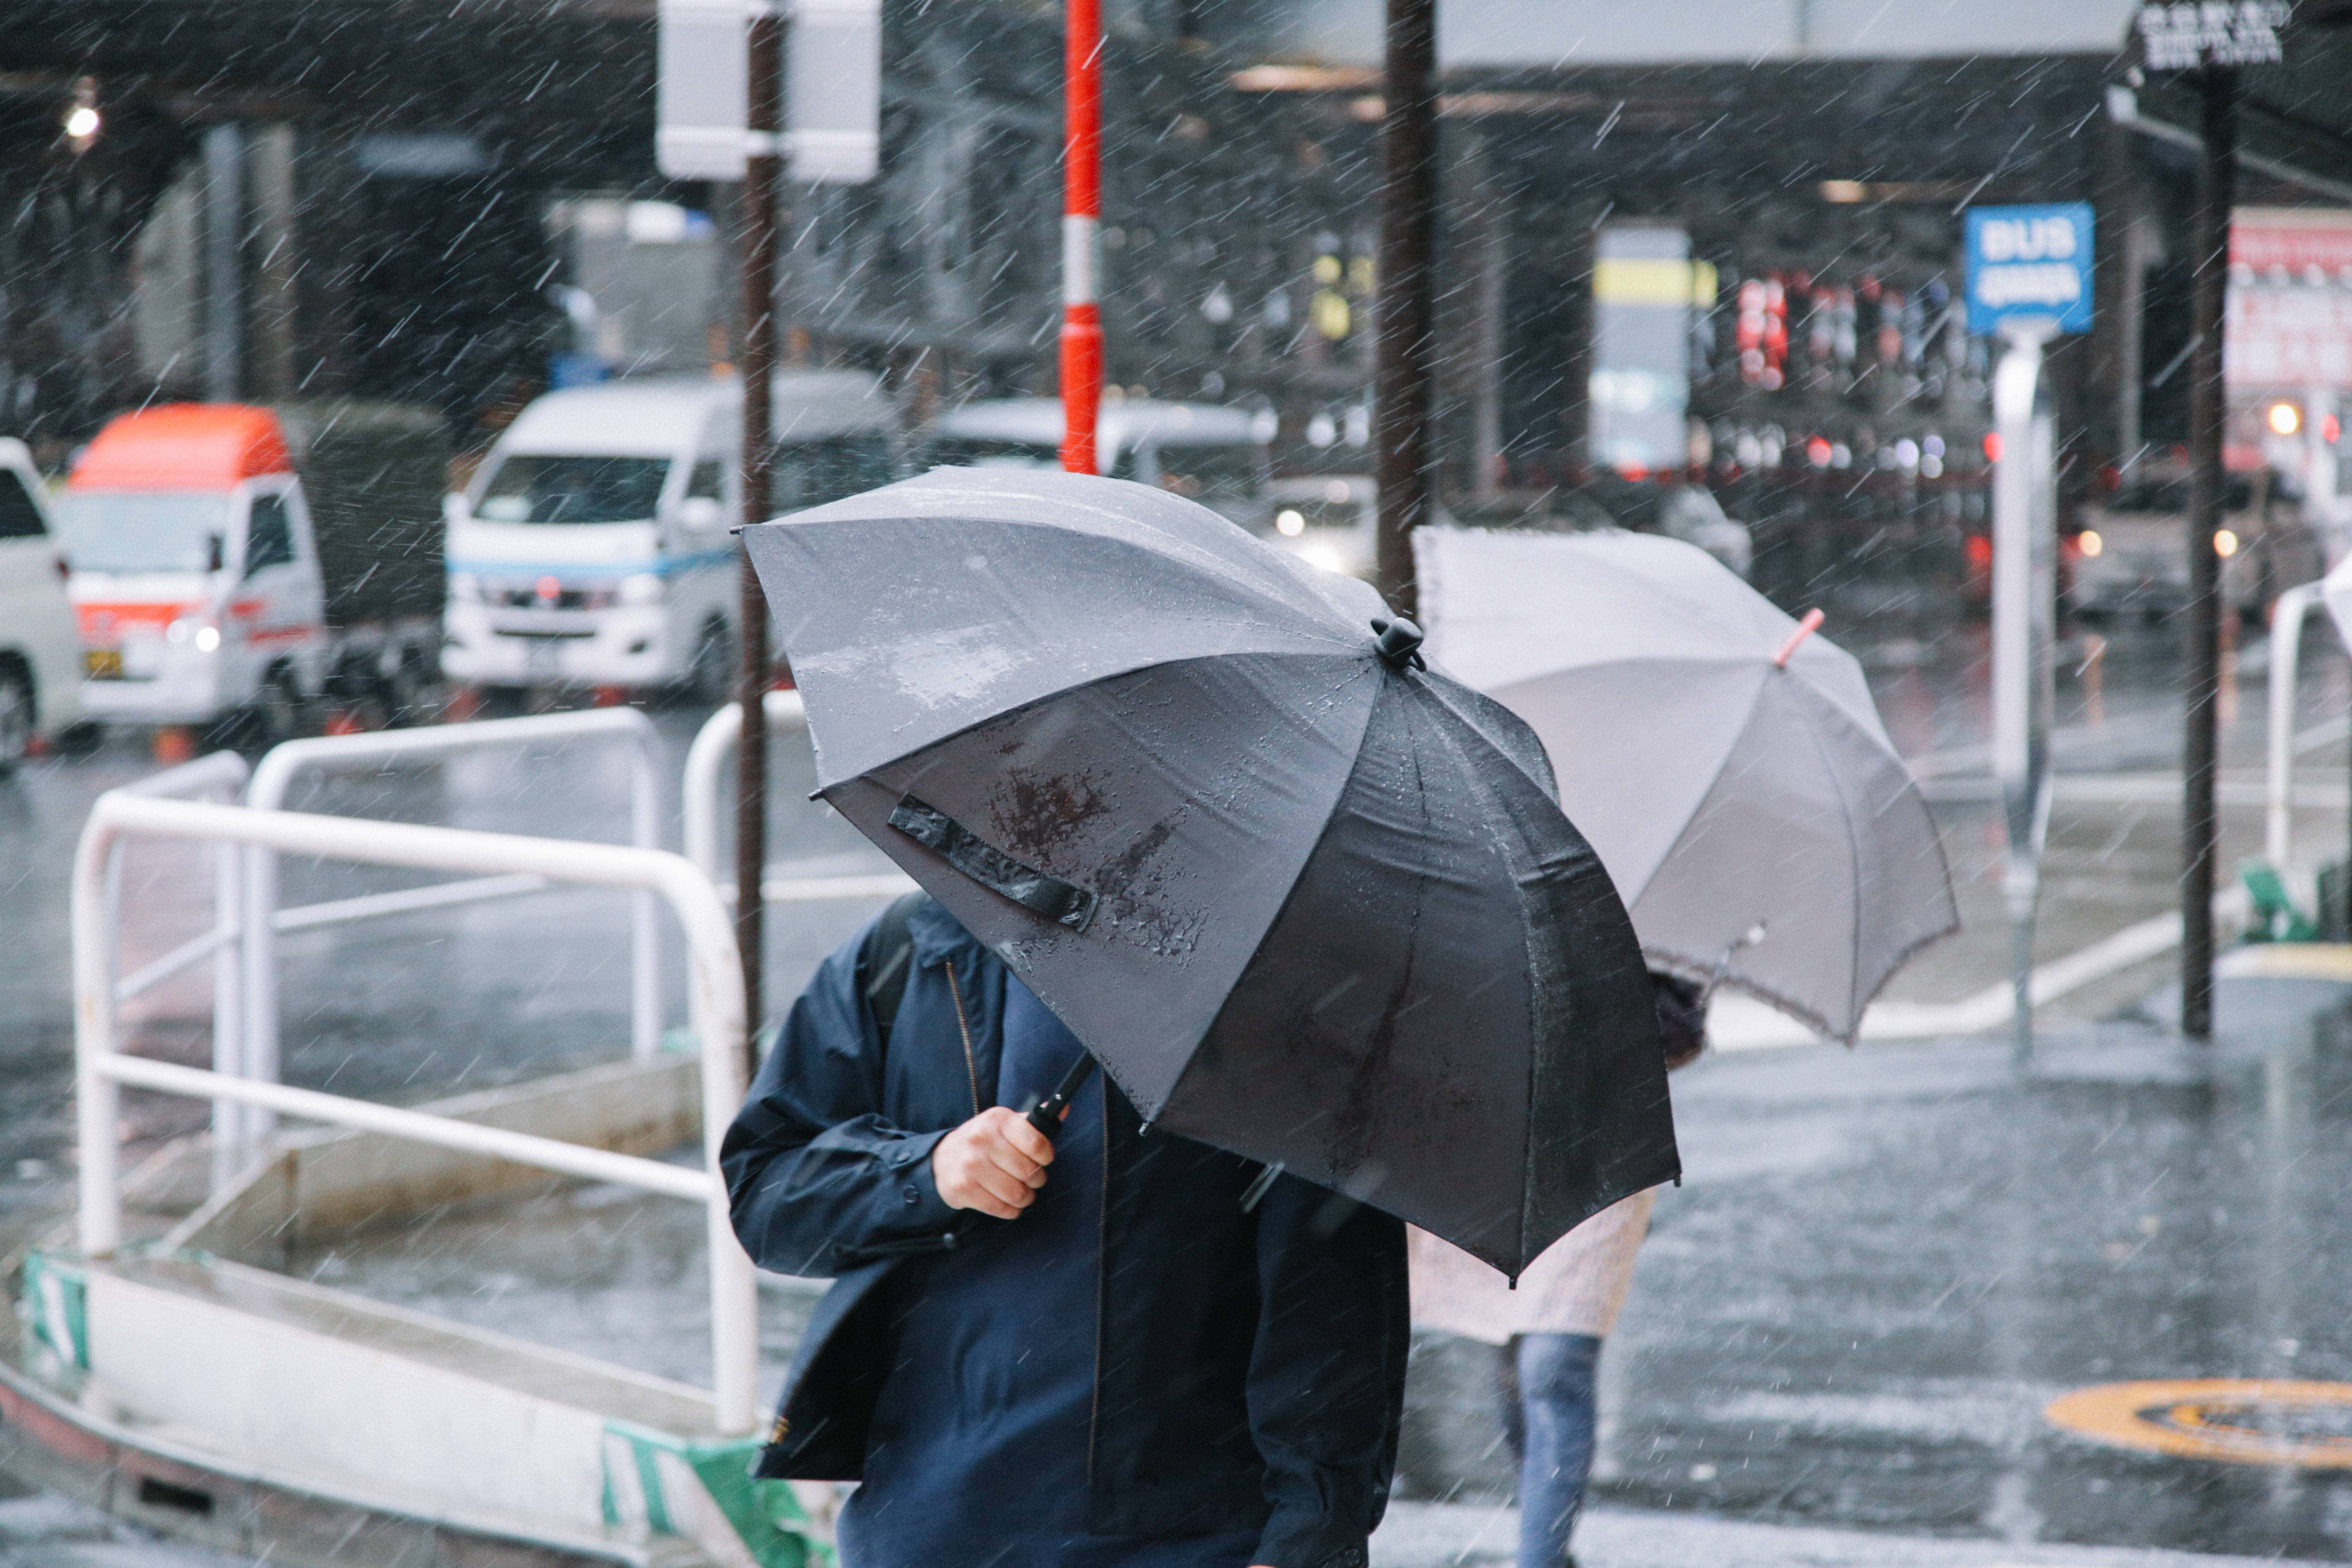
top-left (942, 961), bottom-right (982, 1118)
top-left (1087, 1071), bottom-right (1107, 1489)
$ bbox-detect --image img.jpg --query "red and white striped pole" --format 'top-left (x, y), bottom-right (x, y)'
top-left (1059, 0), bottom-right (1103, 475)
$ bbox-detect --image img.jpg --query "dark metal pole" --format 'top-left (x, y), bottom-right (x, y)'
top-left (736, 0), bottom-right (784, 1067)
top-left (2181, 65), bottom-right (2235, 1042)
top-left (1372, 0), bottom-right (1438, 620)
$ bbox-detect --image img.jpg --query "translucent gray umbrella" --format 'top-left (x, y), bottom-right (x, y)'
top-left (1416, 527), bottom-right (1959, 1043)
top-left (742, 468), bottom-right (1677, 1274)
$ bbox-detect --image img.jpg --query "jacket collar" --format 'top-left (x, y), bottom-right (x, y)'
top-left (906, 892), bottom-right (985, 967)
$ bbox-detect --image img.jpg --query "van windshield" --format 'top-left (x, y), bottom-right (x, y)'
top-left (55, 492), bottom-right (234, 574)
top-left (475, 455), bottom-right (672, 524)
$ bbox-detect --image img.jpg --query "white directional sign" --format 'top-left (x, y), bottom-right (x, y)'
top-left (2134, 2), bottom-right (2287, 71)
top-left (657, 0), bottom-right (881, 184)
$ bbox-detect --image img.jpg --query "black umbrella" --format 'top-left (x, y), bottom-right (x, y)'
top-left (743, 468), bottom-right (1675, 1274)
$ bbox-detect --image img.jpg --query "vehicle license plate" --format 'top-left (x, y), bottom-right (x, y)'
top-left (85, 648), bottom-right (123, 680)
top-left (525, 638), bottom-right (561, 676)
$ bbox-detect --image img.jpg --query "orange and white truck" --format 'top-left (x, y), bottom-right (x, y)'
top-left (56, 402), bottom-right (446, 744)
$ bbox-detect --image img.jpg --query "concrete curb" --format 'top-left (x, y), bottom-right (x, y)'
top-left (1372, 1502), bottom-right (2337, 1568)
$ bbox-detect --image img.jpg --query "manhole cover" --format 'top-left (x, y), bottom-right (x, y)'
top-left (2046, 1381), bottom-right (2352, 1467)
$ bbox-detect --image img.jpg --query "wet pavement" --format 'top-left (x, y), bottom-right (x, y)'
top-left (4, 615), bottom-right (2352, 1564)
top-left (1397, 988), bottom-right (2352, 1561)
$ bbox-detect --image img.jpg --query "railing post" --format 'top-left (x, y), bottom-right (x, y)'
top-left (210, 831), bottom-right (247, 1193)
top-left (683, 688), bottom-right (808, 888)
top-left (679, 855), bottom-right (757, 1435)
top-left (243, 841), bottom-right (281, 1152)
top-left (630, 733), bottom-right (664, 1063)
top-left (73, 819), bottom-right (123, 1258)
top-left (2265, 584), bottom-right (2319, 871)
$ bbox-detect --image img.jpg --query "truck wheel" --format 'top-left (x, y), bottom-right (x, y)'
top-left (0, 667), bottom-right (33, 775)
top-left (689, 619), bottom-right (734, 707)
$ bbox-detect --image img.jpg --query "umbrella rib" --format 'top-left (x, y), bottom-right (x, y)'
top-left (1782, 679), bottom-right (1878, 1037)
top-left (1405, 680), bottom-right (1551, 1275)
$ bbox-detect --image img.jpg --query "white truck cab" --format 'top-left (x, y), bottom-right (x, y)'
top-left (441, 371), bottom-right (898, 699)
top-left (927, 398), bottom-right (1274, 532)
top-left (58, 405), bottom-right (327, 735)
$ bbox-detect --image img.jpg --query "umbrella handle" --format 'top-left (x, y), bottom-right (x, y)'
top-left (1025, 1053), bottom-right (1098, 1143)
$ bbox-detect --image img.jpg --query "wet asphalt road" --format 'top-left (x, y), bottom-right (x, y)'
top-left (4, 617), bottom-right (2352, 1563)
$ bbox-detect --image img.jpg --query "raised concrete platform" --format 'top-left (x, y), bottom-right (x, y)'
top-left (3, 1056), bottom-right (822, 1568)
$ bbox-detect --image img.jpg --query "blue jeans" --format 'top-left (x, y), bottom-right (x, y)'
top-left (1501, 1333), bottom-right (1601, 1568)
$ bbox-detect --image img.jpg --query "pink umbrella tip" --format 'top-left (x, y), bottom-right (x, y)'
top-left (1773, 608), bottom-right (1826, 668)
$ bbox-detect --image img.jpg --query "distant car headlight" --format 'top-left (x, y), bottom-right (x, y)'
top-left (2078, 530), bottom-right (2103, 558)
top-left (2214, 529), bottom-right (2239, 558)
top-left (619, 573), bottom-right (664, 606)
top-left (1276, 509), bottom-right (1307, 537)
top-left (194, 626), bottom-right (221, 653)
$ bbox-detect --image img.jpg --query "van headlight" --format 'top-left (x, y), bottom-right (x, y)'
top-left (619, 573), bottom-right (665, 606)
top-left (169, 615), bottom-right (220, 653)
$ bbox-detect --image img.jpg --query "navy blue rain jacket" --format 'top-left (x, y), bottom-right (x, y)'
top-left (721, 897), bottom-right (1408, 1568)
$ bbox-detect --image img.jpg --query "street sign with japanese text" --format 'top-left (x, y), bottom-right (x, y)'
top-left (2134, 2), bottom-right (2287, 71)
top-left (1965, 204), bottom-right (2095, 336)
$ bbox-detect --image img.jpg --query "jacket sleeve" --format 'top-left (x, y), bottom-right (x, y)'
top-left (1244, 1176), bottom-right (1410, 1568)
top-left (719, 928), bottom-right (964, 1278)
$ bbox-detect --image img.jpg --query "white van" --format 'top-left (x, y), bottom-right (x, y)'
top-left (928, 398), bottom-right (1274, 531)
top-left (443, 371), bottom-right (898, 699)
top-left (0, 439), bottom-right (83, 769)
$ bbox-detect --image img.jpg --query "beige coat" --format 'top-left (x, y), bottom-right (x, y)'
top-left (1407, 1189), bottom-right (1657, 1344)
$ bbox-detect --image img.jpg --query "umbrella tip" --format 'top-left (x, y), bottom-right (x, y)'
top-left (1772, 608), bottom-right (1826, 668)
top-left (1370, 617), bottom-right (1427, 671)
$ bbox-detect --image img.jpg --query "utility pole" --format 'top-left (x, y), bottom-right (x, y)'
top-left (2180, 65), bottom-right (2234, 1042)
top-left (203, 124), bottom-right (243, 403)
top-left (1060, 0), bottom-right (1102, 474)
top-left (736, 0), bottom-right (784, 1064)
top-left (1372, 0), bottom-right (1439, 618)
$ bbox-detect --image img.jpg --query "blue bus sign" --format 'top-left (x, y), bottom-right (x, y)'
top-left (1965, 204), bottom-right (2094, 336)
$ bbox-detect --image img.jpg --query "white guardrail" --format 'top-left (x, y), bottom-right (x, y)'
top-left (683, 689), bottom-right (914, 903)
top-left (236, 711), bottom-right (667, 1167)
top-left (73, 791), bottom-right (760, 1435)
top-left (107, 753), bottom-right (254, 1193)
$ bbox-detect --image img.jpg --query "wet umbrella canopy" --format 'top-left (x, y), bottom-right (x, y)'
top-left (743, 468), bottom-right (1676, 1274)
top-left (1417, 527), bottom-right (1960, 1043)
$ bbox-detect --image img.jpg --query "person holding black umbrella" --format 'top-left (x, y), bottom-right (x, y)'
top-left (722, 469), bottom-right (1681, 1568)
top-left (721, 890), bottom-right (1409, 1568)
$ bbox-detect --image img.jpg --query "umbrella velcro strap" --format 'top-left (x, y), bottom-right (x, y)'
top-left (887, 795), bottom-right (1098, 932)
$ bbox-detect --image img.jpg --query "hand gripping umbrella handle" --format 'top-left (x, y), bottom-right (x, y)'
top-left (1026, 1053), bottom-right (1098, 1142)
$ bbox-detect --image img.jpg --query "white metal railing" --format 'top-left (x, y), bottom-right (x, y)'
top-left (73, 791), bottom-right (759, 1435)
top-left (237, 711), bottom-right (666, 1166)
top-left (683, 689), bottom-right (913, 903)
top-left (2266, 582), bottom-right (2336, 870)
top-left (107, 752), bottom-right (253, 1192)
